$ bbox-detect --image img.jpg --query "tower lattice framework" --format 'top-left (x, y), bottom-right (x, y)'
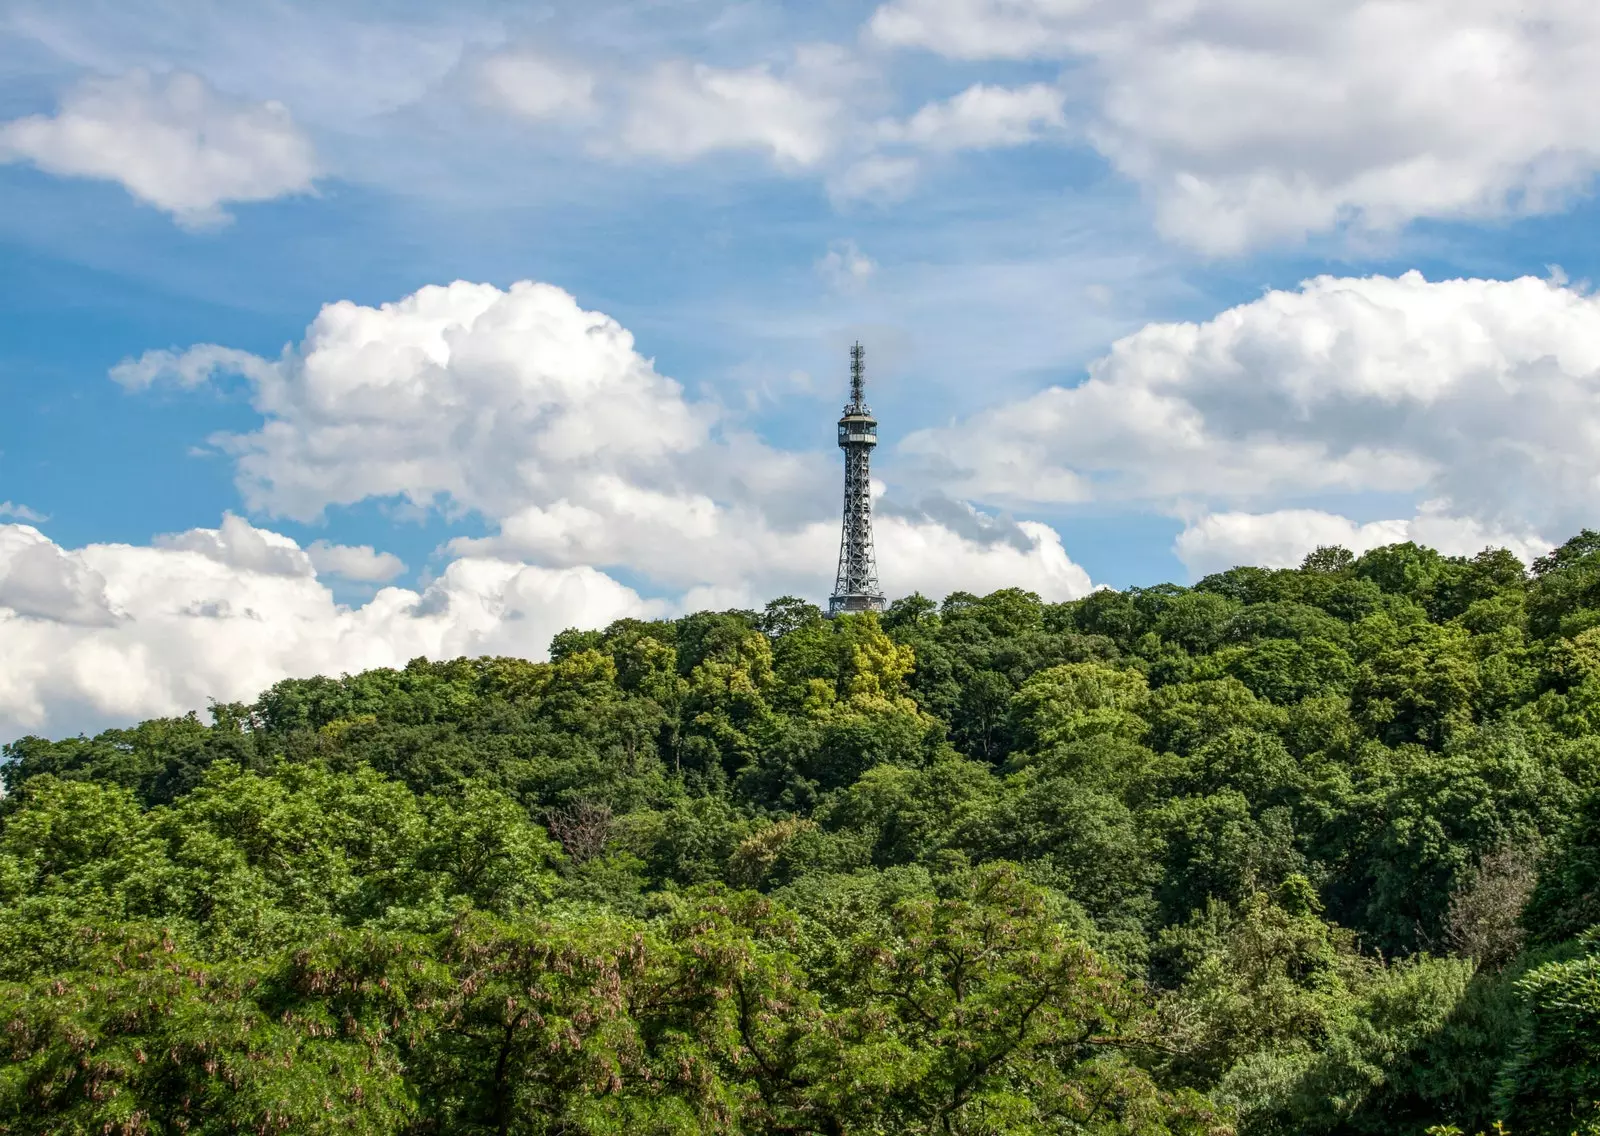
top-left (829, 342), bottom-right (887, 616)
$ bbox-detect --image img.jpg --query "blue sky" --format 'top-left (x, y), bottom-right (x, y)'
top-left (6, 0), bottom-right (1600, 736)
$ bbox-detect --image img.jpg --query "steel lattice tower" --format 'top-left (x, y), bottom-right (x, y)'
top-left (829, 342), bottom-right (887, 616)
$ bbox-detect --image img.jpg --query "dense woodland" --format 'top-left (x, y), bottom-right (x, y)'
top-left (4, 535), bottom-right (1600, 1135)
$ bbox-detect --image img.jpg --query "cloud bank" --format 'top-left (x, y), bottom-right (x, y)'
top-left (905, 269), bottom-right (1600, 574)
top-left (1173, 508), bottom-right (1553, 579)
top-left (911, 270), bottom-right (1600, 525)
top-left (0, 519), bottom-right (653, 739)
top-left (16, 3), bottom-right (1600, 248)
top-left (870, 0), bottom-right (1600, 250)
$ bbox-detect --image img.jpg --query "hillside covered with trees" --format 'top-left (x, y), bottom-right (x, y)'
top-left (4, 535), bottom-right (1600, 1135)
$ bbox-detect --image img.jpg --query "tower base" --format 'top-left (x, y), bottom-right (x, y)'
top-left (828, 592), bottom-right (887, 617)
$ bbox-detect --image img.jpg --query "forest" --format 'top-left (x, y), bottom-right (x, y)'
top-left (3, 534), bottom-right (1600, 1136)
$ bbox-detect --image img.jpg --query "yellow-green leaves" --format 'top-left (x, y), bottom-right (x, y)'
top-left (1011, 661), bottom-right (1150, 750)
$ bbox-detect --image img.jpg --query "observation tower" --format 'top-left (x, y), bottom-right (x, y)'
top-left (829, 342), bottom-right (887, 616)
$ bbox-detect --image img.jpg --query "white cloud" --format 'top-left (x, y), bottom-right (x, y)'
top-left (869, 0), bottom-right (1600, 251)
top-left (110, 344), bottom-right (276, 390)
top-left (0, 502), bottom-right (47, 523)
top-left (617, 50), bottom-right (849, 168)
top-left (479, 52), bottom-right (596, 120)
top-left (0, 518), bottom-right (656, 739)
top-left (155, 512), bottom-right (312, 576)
top-left (449, 488), bottom-right (823, 593)
top-left (885, 83), bottom-right (1066, 151)
top-left (1400, 511), bottom-right (1554, 566)
top-left (115, 277), bottom-right (1094, 616)
top-left (122, 280), bottom-right (707, 524)
top-left (820, 81), bottom-right (1068, 201)
top-left (0, 526), bottom-right (118, 626)
top-left (906, 271), bottom-right (1600, 547)
top-left (1176, 510), bottom-right (1408, 577)
top-left (1173, 508), bottom-right (1552, 578)
top-left (879, 514), bottom-right (1090, 600)
top-left (306, 541), bottom-right (406, 582)
top-left (460, 38), bottom-right (1074, 197)
top-left (0, 70), bottom-right (317, 228)
top-left (816, 239), bottom-right (877, 291)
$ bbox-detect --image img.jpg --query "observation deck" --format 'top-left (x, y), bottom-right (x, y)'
top-left (838, 413), bottom-right (878, 447)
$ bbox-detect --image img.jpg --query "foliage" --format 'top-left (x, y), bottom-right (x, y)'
top-left (8, 537), bottom-right (1600, 1132)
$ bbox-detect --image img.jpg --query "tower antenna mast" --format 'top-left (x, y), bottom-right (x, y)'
top-left (829, 342), bottom-right (887, 616)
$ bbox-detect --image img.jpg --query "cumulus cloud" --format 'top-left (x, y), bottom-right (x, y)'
top-left (884, 83), bottom-right (1066, 151)
top-left (115, 277), bottom-right (1093, 614)
top-left (479, 52), bottom-right (596, 120)
top-left (306, 541), bottom-right (406, 582)
top-left (0, 518), bottom-right (656, 738)
top-left (0, 526), bottom-right (118, 627)
top-left (876, 504), bottom-right (1091, 600)
top-left (869, 0), bottom-right (1600, 251)
top-left (0, 70), bottom-right (317, 228)
top-left (124, 280), bottom-right (707, 524)
top-left (1174, 508), bottom-right (1553, 579)
top-left (155, 512), bottom-right (313, 577)
top-left (906, 271), bottom-right (1600, 549)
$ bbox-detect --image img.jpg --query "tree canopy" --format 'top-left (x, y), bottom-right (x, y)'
top-left (6, 535), bottom-right (1600, 1134)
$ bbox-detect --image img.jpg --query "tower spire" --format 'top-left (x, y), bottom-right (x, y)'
top-left (829, 341), bottom-right (886, 616)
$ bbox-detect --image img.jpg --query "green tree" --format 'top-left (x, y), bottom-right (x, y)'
top-left (0, 928), bottom-right (416, 1134)
top-left (1494, 932), bottom-right (1600, 1135)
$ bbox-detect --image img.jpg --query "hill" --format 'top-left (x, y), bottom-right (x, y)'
top-left (3, 535), bottom-right (1600, 1134)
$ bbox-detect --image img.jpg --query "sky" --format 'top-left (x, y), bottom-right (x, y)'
top-left (6, 0), bottom-right (1600, 738)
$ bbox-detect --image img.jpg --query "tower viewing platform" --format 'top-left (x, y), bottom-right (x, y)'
top-left (829, 342), bottom-right (887, 616)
